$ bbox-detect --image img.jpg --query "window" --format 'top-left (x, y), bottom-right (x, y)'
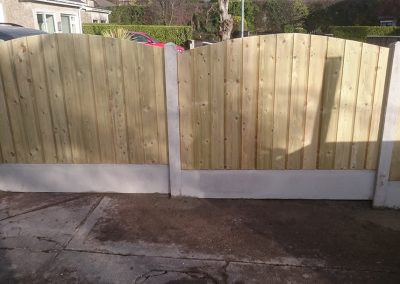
top-left (37, 13), bottom-right (56, 33)
top-left (61, 14), bottom-right (77, 33)
top-left (131, 34), bottom-right (150, 43)
top-left (36, 13), bottom-right (56, 33)
top-left (380, 20), bottom-right (395, 26)
top-left (93, 19), bottom-right (98, 23)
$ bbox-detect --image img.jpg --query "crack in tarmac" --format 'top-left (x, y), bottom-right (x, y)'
top-left (2, 246), bottom-right (394, 275)
top-left (0, 195), bottom-right (91, 222)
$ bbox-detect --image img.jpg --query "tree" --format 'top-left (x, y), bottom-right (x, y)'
top-left (229, 0), bottom-right (258, 31)
top-left (218, 0), bottom-right (233, 41)
top-left (262, 0), bottom-right (309, 32)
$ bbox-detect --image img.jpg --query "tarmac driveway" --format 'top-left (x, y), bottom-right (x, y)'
top-left (0, 192), bottom-right (400, 283)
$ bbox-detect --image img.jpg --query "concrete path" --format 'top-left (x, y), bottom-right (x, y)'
top-left (0, 192), bottom-right (399, 283)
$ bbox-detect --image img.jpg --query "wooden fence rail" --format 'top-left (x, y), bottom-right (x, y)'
top-left (0, 34), bottom-right (168, 164)
top-left (178, 34), bottom-right (392, 171)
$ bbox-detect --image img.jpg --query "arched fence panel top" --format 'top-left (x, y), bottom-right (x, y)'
top-left (178, 33), bottom-right (391, 170)
top-left (0, 33), bottom-right (168, 164)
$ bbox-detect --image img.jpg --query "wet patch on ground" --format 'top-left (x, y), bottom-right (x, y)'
top-left (90, 195), bottom-right (400, 271)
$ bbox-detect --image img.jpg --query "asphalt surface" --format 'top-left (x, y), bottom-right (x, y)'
top-left (0, 192), bottom-right (399, 283)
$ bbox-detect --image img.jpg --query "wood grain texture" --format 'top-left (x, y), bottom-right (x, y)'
top-left (104, 37), bottom-right (129, 163)
top-left (350, 43), bottom-right (380, 169)
top-left (210, 42), bottom-right (225, 169)
top-left (178, 50), bottom-right (194, 169)
top-left (257, 35), bottom-right (276, 169)
top-left (42, 34), bottom-right (72, 163)
top-left (318, 37), bottom-right (345, 169)
top-left (27, 36), bottom-right (57, 163)
top-left (225, 38), bottom-right (242, 169)
top-left (72, 34), bottom-right (100, 163)
top-left (0, 34), bottom-right (168, 165)
top-left (303, 35), bottom-right (327, 169)
top-left (366, 47), bottom-right (389, 170)
top-left (0, 55), bottom-right (16, 163)
top-left (193, 45), bottom-right (211, 169)
top-left (335, 40), bottom-right (363, 169)
top-left (57, 34), bottom-right (86, 163)
top-left (88, 35), bottom-right (116, 163)
top-left (10, 38), bottom-right (43, 163)
top-left (153, 47), bottom-right (168, 164)
top-left (241, 36), bottom-right (260, 169)
top-left (273, 34), bottom-right (293, 169)
top-left (137, 44), bottom-right (160, 164)
top-left (287, 34), bottom-right (310, 169)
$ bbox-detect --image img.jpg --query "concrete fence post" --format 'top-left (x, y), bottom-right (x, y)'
top-left (373, 42), bottom-right (400, 207)
top-left (164, 43), bottom-right (182, 196)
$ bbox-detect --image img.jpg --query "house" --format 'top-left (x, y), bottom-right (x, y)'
top-left (0, 0), bottom-right (113, 34)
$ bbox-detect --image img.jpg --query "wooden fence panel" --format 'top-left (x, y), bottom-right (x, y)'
top-left (241, 36), bottom-right (260, 169)
top-left (287, 34), bottom-right (310, 169)
top-left (303, 35), bottom-right (327, 169)
top-left (225, 39), bottom-right (243, 169)
top-left (210, 42), bottom-right (225, 169)
top-left (178, 34), bottom-right (389, 170)
top-left (350, 44), bottom-right (380, 169)
top-left (256, 35), bottom-right (276, 169)
top-left (178, 50), bottom-right (194, 169)
top-left (318, 37), bottom-right (345, 169)
top-left (0, 34), bottom-right (168, 164)
top-left (366, 47), bottom-right (390, 169)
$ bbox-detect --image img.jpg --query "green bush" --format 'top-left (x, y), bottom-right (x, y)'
top-left (329, 26), bottom-right (400, 42)
top-left (82, 24), bottom-right (193, 45)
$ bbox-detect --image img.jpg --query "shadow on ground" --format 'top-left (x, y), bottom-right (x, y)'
top-left (1, 192), bottom-right (400, 283)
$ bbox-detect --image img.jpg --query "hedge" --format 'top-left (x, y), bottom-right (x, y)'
top-left (82, 24), bottom-right (193, 45)
top-left (329, 26), bottom-right (400, 42)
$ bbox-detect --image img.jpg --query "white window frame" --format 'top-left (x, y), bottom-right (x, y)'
top-left (380, 20), bottom-right (395, 26)
top-left (61, 13), bottom-right (78, 34)
top-left (36, 12), bottom-right (56, 33)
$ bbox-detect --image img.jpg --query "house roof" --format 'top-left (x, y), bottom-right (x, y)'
top-left (94, 0), bottom-right (115, 8)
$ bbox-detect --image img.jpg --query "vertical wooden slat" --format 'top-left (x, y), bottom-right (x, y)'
top-left (153, 47), bottom-right (168, 164)
top-left (210, 42), bottom-right (225, 169)
top-left (350, 43), bottom-right (380, 169)
top-left (257, 35), bottom-right (276, 169)
top-left (225, 39), bottom-right (242, 169)
top-left (26, 36), bottom-right (57, 163)
top-left (88, 35), bottom-right (116, 163)
top-left (303, 35), bottom-right (327, 169)
top-left (193, 45), bottom-right (211, 169)
top-left (57, 34), bottom-right (86, 163)
top-left (0, 42), bottom-right (29, 162)
top-left (120, 40), bottom-right (144, 164)
top-left (178, 50), bottom-right (194, 169)
top-left (287, 34), bottom-right (310, 169)
top-left (335, 40), bottom-right (363, 169)
top-left (137, 44), bottom-right (159, 164)
top-left (272, 33), bottom-right (293, 169)
top-left (318, 37), bottom-right (345, 169)
top-left (73, 34), bottom-right (101, 163)
top-left (0, 60), bottom-right (16, 163)
top-left (10, 38), bottom-right (43, 163)
top-left (366, 47), bottom-right (390, 169)
top-left (42, 35), bottom-right (72, 163)
top-left (241, 36), bottom-right (259, 169)
top-left (104, 37), bottom-right (129, 163)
